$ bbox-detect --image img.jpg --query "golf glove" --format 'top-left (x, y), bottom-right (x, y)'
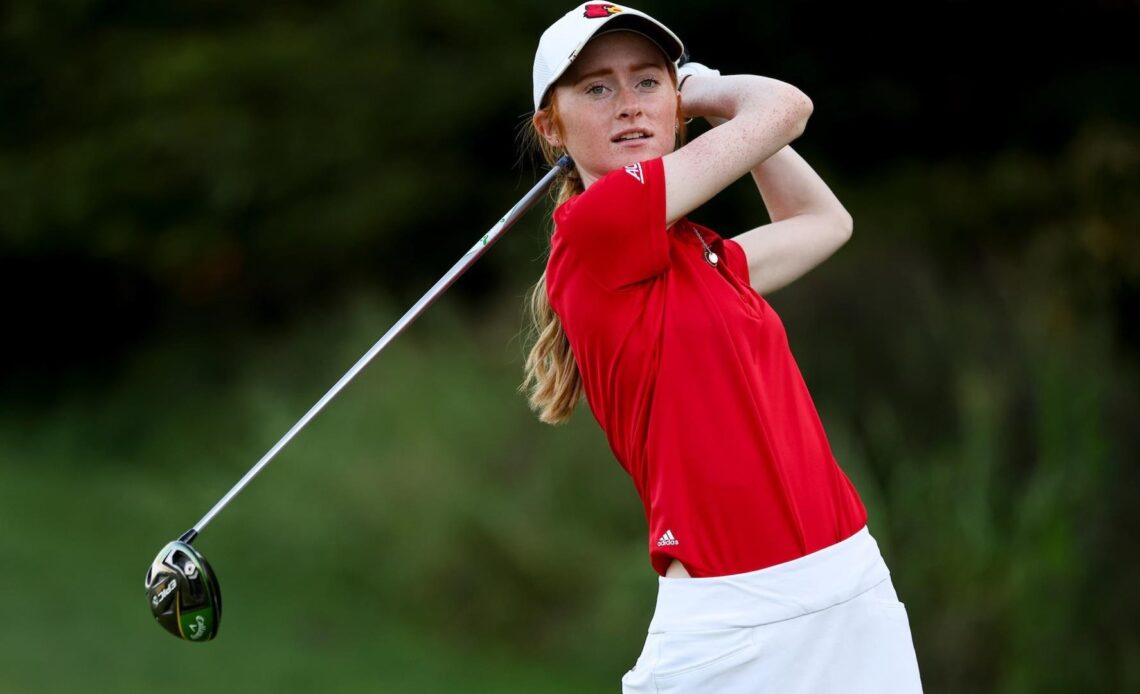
top-left (677, 60), bottom-right (721, 84)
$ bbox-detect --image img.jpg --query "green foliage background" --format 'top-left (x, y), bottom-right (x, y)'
top-left (1, 1), bottom-right (1137, 691)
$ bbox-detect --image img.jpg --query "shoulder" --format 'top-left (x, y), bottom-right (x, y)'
top-left (554, 158), bottom-right (665, 231)
top-left (547, 157), bottom-right (672, 294)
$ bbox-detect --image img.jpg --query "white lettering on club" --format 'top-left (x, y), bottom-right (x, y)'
top-left (152, 578), bottom-right (177, 607)
top-left (188, 615), bottom-right (207, 640)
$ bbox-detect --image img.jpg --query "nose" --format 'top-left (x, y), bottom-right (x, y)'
top-left (615, 87), bottom-right (642, 119)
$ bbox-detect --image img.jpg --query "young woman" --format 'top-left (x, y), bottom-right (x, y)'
top-left (520, 4), bottom-right (923, 692)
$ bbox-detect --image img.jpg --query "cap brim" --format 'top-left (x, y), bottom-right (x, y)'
top-left (597, 14), bottom-right (683, 63)
top-left (538, 12), bottom-right (684, 109)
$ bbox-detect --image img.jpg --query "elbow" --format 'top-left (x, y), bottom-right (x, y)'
top-left (835, 209), bottom-right (854, 246)
top-left (785, 87), bottom-right (814, 140)
top-left (815, 208), bottom-right (852, 250)
top-left (739, 77), bottom-right (814, 142)
top-left (795, 88), bottom-right (814, 123)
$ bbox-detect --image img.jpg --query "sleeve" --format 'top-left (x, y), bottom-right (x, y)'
top-left (551, 157), bottom-right (670, 290)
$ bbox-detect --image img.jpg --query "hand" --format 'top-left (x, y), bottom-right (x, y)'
top-left (677, 61), bottom-right (726, 127)
top-left (677, 60), bottom-right (721, 87)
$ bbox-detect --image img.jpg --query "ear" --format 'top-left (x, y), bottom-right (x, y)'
top-left (533, 110), bottom-right (562, 148)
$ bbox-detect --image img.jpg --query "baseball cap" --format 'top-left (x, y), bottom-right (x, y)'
top-left (532, 3), bottom-right (685, 111)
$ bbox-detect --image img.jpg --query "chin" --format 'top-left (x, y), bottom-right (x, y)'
top-left (617, 143), bottom-right (671, 164)
top-left (613, 154), bottom-right (656, 171)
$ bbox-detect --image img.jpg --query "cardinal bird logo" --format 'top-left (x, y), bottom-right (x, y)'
top-left (583, 4), bottom-right (622, 19)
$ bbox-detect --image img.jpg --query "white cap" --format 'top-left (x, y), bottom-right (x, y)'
top-left (532, 3), bottom-right (684, 111)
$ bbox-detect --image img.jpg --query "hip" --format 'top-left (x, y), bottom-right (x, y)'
top-left (623, 526), bottom-right (923, 692)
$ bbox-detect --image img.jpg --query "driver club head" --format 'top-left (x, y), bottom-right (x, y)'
top-left (144, 539), bottom-right (222, 641)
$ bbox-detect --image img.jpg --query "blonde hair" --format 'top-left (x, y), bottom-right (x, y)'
top-left (520, 65), bottom-right (683, 425)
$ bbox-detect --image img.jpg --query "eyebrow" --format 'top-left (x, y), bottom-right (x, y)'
top-left (571, 62), bottom-right (665, 85)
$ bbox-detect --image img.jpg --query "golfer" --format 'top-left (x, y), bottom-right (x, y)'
top-left (520, 3), bottom-right (923, 692)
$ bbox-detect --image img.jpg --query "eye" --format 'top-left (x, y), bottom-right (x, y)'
top-left (638, 78), bottom-right (660, 89)
top-left (585, 84), bottom-right (609, 96)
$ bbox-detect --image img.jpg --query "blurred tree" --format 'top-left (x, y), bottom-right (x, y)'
top-left (0, 2), bottom-right (1137, 689)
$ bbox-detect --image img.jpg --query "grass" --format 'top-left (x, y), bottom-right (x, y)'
top-left (0, 296), bottom-right (643, 693)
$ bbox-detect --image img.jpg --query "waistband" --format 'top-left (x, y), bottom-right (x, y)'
top-left (647, 526), bottom-right (890, 633)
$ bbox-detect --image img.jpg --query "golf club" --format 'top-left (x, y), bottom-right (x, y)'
top-left (145, 155), bottom-right (574, 641)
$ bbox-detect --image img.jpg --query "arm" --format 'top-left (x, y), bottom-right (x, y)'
top-left (732, 146), bottom-right (853, 295)
top-left (661, 74), bottom-right (812, 227)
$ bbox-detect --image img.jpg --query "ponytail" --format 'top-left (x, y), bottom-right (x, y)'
top-left (519, 100), bottom-right (585, 424)
top-left (519, 64), bottom-right (682, 424)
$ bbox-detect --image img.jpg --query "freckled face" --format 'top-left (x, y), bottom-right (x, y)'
top-left (540, 31), bottom-right (678, 189)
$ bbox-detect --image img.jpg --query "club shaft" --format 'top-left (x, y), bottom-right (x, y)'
top-left (190, 156), bottom-right (573, 536)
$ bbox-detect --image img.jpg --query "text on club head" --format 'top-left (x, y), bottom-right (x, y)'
top-left (189, 615), bottom-right (207, 640)
top-left (152, 578), bottom-right (177, 607)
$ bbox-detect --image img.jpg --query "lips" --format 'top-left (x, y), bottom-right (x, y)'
top-left (611, 129), bottom-right (652, 143)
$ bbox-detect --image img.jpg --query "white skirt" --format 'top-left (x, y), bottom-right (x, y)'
top-left (621, 526), bottom-right (923, 693)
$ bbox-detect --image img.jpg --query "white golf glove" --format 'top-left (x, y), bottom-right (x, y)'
top-left (676, 61), bottom-right (724, 126)
top-left (677, 60), bottom-right (721, 83)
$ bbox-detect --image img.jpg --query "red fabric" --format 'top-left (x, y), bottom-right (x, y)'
top-left (545, 157), bottom-right (867, 577)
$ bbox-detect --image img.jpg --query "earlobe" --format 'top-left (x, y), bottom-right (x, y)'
top-left (533, 111), bottom-right (562, 148)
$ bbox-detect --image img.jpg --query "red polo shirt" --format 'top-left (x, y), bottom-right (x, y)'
top-left (545, 157), bottom-right (867, 577)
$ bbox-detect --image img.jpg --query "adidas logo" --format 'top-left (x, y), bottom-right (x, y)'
top-left (656, 529), bottom-right (679, 547)
top-left (624, 162), bottom-right (644, 184)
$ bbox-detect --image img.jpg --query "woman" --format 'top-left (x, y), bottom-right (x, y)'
top-left (520, 4), bottom-right (923, 692)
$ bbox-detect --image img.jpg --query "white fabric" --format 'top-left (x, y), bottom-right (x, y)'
top-left (621, 526), bottom-right (924, 693)
top-left (532, 2), bottom-right (684, 110)
top-left (676, 61), bottom-right (720, 82)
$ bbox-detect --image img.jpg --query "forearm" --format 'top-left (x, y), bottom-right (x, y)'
top-left (684, 78), bottom-right (844, 225)
top-left (730, 146), bottom-right (853, 295)
top-left (680, 74), bottom-right (811, 135)
top-left (677, 69), bottom-right (850, 293)
top-left (750, 146), bottom-right (851, 225)
top-left (663, 74), bottom-right (812, 223)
